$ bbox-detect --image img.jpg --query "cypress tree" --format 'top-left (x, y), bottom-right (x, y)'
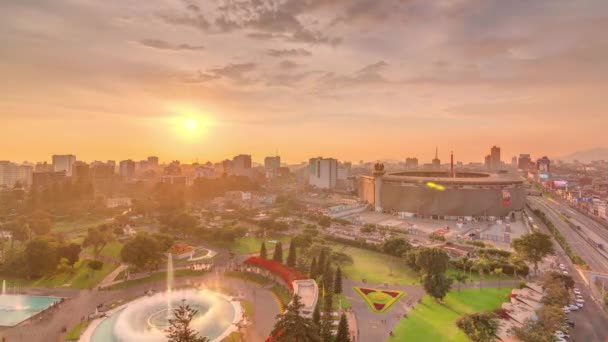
top-left (260, 242), bottom-right (267, 259)
top-left (334, 266), bottom-right (343, 295)
top-left (286, 240), bottom-right (297, 267)
top-left (335, 313), bottom-right (351, 342)
top-left (310, 257), bottom-right (318, 279)
top-left (273, 242), bottom-right (283, 263)
top-left (318, 250), bottom-right (327, 274)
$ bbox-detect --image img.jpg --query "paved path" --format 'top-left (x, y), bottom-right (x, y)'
top-left (98, 264), bottom-right (128, 289)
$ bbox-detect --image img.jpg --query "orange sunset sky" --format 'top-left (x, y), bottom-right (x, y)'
top-left (1, 0), bottom-right (607, 164)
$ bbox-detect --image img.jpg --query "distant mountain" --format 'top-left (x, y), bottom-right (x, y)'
top-left (558, 147), bottom-right (608, 162)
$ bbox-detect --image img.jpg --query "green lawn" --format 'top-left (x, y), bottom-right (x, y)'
top-left (334, 246), bottom-right (419, 285)
top-left (228, 236), bottom-right (290, 255)
top-left (83, 240), bottom-right (124, 261)
top-left (388, 287), bottom-right (512, 342)
top-left (105, 269), bottom-right (205, 290)
top-left (65, 320), bottom-right (90, 341)
top-left (53, 218), bottom-right (108, 235)
top-left (2, 259), bottom-right (117, 289)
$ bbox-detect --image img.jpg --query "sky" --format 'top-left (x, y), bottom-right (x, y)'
top-left (1, 0), bottom-right (608, 164)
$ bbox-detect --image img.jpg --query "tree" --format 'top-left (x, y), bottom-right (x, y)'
top-left (271, 294), bottom-right (320, 342)
top-left (475, 258), bottom-right (490, 290)
top-left (30, 218), bottom-right (52, 236)
top-left (511, 231), bottom-right (554, 274)
top-left (334, 266), bottom-right (343, 294)
top-left (309, 257), bottom-right (318, 279)
top-left (87, 260), bottom-right (103, 278)
top-left (260, 242), bottom-right (268, 259)
top-left (382, 238), bottom-right (411, 257)
top-left (58, 243), bottom-right (82, 267)
top-left (537, 305), bottom-right (566, 332)
top-left (83, 225), bottom-right (114, 259)
top-left (24, 237), bottom-right (59, 278)
top-left (286, 241), bottom-right (297, 267)
top-left (456, 312), bottom-right (499, 342)
top-left (513, 319), bottom-right (554, 342)
top-left (121, 234), bottom-right (162, 270)
top-left (273, 242), bottom-right (284, 263)
top-left (454, 272), bottom-right (467, 292)
top-left (318, 216), bottom-right (331, 228)
top-left (335, 313), bottom-right (351, 342)
top-left (492, 267), bottom-right (503, 288)
top-left (322, 261), bottom-right (333, 295)
top-left (416, 247), bottom-right (453, 301)
top-left (312, 301), bottom-right (321, 329)
top-left (166, 301), bottom-right (209, 342)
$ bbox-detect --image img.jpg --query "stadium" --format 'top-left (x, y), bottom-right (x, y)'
top-left (358, 168), bottom-right (526, 219)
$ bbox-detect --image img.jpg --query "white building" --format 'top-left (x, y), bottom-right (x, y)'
top-left (232, 154), bottom-right (252, 177)
top-left (291, 279), bottom-right (319, 318)
top-left (308, 157), bottom-right (338, 189)
top-left (52, 154), bottom-right (76, 176)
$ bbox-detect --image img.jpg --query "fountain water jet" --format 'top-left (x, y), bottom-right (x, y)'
top-left (166, 254), bottom-right (174, 318)
top-left (2, 280), bottom-right (6, 295)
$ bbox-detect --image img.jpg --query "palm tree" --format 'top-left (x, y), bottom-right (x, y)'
top-left (454, 272), bottom-right (467, 292)
top-left (492, 267), bottom-right (503, 288)
top-left (475, 258), bottom-right (489, 290)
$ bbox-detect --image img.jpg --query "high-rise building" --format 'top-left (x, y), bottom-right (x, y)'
top-left (32, 171), bottom-right (66, 189)
top-left (0, 161), bottom-right (32, 188)
top-left (35, 162), bottom-right (53, 172)
top-left (147, 156), bottom-right (159, 167)
top-left (119, 160), bottom-right (136, 181)
top-left (52, 154), bottom-right (76, 176)
top-left (232, 154), bottom-right (252, 176)
top-left (518, 154), bottom-right (532, 170)
top-left (490, 146), bottom-right (501, 171)
top-left (432, 147), bottom-right (441, 170)
top-left (72, 161), bottom-right (91, 183)
top-left (537, 156), bottom-right (551, 174)
top-left (264, 156), bottom-right (281, 178)
top-left (405, 157), bottom-right (419, 169)
top-left (308, 157), bottom-right (338, 189)
top-left (511, 156), bottom-right (517, 167)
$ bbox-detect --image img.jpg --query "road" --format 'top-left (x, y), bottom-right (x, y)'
top-left (528, 196), bottom-right (608, 273)
top-left (528, 196), bottom-right (608, 341)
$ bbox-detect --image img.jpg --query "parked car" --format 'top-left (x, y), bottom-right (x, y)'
top-left (562, 307), bottom-right (571, 314)
top-left (574, 288), bottom-right (581, 295)
top-left (568, 304), bottom-right (579, 311)
top-left (576, 302), bottom-right (584, 308)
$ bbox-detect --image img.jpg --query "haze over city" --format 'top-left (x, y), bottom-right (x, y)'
top-left (2, 1), bottom-right (608, 342)
top-left (2, 0), bottom-right (608, 163)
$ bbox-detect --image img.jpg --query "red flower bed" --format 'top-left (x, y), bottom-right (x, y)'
top-left (244, 256), bottom-right (307, 290)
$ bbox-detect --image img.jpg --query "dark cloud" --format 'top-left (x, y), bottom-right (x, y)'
top-left (138, 39), bottom-right (204, 51)
top-left (318, 61), bottom-right (391, 88)
top-left (278, 60), bottom-right (300, 70)
top-left (208, 62), bottom-right (257, 83)
top-left (266, 48), bottom-right (312, 57)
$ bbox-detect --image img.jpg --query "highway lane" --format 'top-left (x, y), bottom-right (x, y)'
top-left (528, 196), bottom-right (608, 274)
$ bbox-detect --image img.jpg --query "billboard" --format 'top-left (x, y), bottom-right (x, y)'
top-left (539, 173), bottom-right (549, 179)
top-left (554, 180), bottom-right (568, 188)
top-left (502, 190), bottom-right (511, 206)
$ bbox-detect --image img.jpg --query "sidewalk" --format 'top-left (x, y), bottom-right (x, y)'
top-left (98, 264), bottom-right (127, 289)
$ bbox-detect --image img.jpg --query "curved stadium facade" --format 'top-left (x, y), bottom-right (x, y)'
top-left (358, 171), bottom-right (525, 218)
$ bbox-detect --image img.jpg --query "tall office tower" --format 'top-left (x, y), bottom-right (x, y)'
top-left (264, 156), bottom-right (281, 178)
top-left (518, 154), bottom-right (532, 170)
top-left (52, 154), bottom-right (76, 176)
top-left (232, 154), bottom-right (252, 176)
top-left (119, 160), bottom-right (136, 181)
top-left (490, 146), bottom-right (501, 171)
top-left (308, 157), bottom-right (338, 189)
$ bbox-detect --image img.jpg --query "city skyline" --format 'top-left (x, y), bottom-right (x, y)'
top-left (2, 0), bottom-right (608, 163)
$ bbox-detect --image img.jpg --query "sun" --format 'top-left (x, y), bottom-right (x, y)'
top-left (183, 118), bottom-right (199, 132)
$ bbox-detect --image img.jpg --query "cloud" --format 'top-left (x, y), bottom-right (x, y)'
top-left (278, 60), bottom-right (300, 70)
top-left (266, 48), bottom-right (312, 57)
top-left (137, 39), bottom-right (204, 51)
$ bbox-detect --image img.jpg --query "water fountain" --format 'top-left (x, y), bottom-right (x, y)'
top-left (0, 280), bottom-right (60, 326)
top-left (86, 255), bottom-right (243, 342)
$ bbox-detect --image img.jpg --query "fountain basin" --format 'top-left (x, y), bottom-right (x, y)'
top-left (86, 289), bottom-right (242, 342)
top-left (0, 295), bottom-right (61, 326)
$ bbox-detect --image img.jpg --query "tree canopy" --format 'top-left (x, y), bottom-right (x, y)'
top-left (511, 231), bottom-right (554, 274)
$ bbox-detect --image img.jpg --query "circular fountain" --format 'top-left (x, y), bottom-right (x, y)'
top-left (89, 289), bottom-right (241, 342)
top-left (84, 255), bottom-right (242, 342)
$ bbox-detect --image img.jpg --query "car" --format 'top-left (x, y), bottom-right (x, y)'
top-left (562, 307), bottom-right (571, 313)
top-left (554, 330), bottom-right (566, 337)
top-left (559, 263), bottom-right (566, 269)
top-left (568, 304), bottom-right (579, 311)
top-left (563, 270), bottom-right (569, 275)
top-left (574, 290), bottom-right (582, 295)
top-left (576, 298), bottom-right (585, 303)
top-left (574, 288), bottom-right (581, 293)
top-left (566, 321), bottom-right (575, 327)
top-left (576, 302), bottom-right (584, 308)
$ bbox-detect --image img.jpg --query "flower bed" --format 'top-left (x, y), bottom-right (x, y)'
top-left (243, 256), bottom-right (306, 290)
top-left (353, 287), bottom-right (405, 313)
